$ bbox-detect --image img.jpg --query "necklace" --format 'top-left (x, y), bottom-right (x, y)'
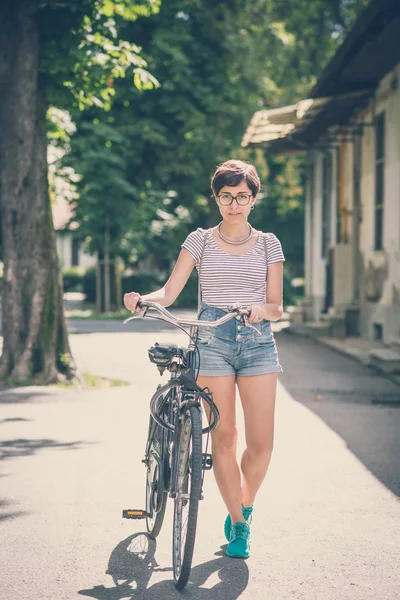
top-left (217, 222), bottom-right (253, 245)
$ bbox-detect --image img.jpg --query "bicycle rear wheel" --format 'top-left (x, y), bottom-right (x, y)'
top-left (172, 404), bottom-right (202, 590)
top-left (145, 418), bottom-right (168, 539)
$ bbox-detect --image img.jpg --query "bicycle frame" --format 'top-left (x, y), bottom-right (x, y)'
top-left (147, 378), bottom-right (210, 498)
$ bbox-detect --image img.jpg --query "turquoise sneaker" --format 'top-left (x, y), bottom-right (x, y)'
top-left (226, 521), bottom-right (250, 558)
top-left (224, 505), bottom-right (253, 540)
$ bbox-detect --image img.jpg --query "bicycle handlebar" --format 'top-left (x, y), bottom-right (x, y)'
top-left (123, 299), bottom-right (256, 329)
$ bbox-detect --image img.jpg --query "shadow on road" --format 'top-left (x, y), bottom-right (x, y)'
top-left (0, 388), bottom-right (58, 404)
top-left (0, 498), bottom-right (28, 522)
top-left (79, 532), bottom-right (249, 599)
top-left (278, 332), bottom-right (400, 497)
top-left (0, 438), bottom-right (86, 461)
top-left (0, 438), bottom-right (87, 525)
top-left (0, 417), bottom-right (32, 425)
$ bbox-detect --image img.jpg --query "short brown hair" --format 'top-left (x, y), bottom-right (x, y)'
top-left (211, 160), bottom-right (261, 197)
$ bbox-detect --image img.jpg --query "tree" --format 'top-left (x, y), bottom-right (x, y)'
top-left (63, 0), bottom-right (370, 306)
top-left (106, 0), bottom-right (369, 267)
top-left (65, 120), bottom-right (139, 311)
top-left (0, 0), bottom-right (158, 383)
top-left (68, 0), bottom-right (277, 271)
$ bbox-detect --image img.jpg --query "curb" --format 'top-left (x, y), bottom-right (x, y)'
top-left (283, 327), bottom-right (400, 389)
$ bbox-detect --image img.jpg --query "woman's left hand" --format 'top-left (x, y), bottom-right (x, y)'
top-left (247, 302), bottom-right (266, 323)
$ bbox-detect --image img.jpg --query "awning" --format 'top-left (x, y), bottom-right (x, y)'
top-left (241, 89), bottom-right (373, 154)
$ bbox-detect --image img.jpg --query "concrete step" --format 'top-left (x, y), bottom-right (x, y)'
top-left (369, 348), bottom-right (400, 374)
top-left (321, 314), bottom-right (346, 337)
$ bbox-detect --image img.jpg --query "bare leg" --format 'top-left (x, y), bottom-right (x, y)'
top-left (197, 374), bottom-right (244, 525)
top-left (237, 373), bottom-right (277, 507)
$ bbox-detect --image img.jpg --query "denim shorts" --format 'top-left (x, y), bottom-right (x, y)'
top-left (194, 303), bottom-right (283, 377)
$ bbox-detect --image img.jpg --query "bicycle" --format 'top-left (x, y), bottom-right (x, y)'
top-left (122, 300), bottom-right (260, 590)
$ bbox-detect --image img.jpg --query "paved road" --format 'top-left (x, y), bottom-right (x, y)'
top-left (1, 320), bottom-right (399, 600)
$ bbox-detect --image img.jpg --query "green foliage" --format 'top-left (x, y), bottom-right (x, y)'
top-left (173, 272), bottom-right (198, 309)
top-left (121, 270), bottom-right (198, 308)
top-left (47, 107), bottom-right (80, 211)
top-left (62, 266), bottom-right (86, 292)
top-left (35, 0), bottom-right (160, 112)
top-left (283, 264), bottom-right (304, 307)
top-left (60, 0), bottom-right (369, 299)
top-left (65, 120), bottom-right (138, 254)
top-left (121, 271), bottom-right (163, 297)
top-left (259, 0), bottom-right (371, 106)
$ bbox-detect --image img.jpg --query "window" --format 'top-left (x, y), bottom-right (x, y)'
top-left (321, 153), bottom-right (332, 258)
top-left (374, 112), bottom-right (385, 250)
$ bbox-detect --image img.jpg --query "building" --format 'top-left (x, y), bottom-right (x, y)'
top-left (52, 196), bottom-right (96, 270)
top-left (242, 0), bottom-right (400, 370)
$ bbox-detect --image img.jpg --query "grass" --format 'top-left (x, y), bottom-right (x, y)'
top-left (54, 370), bottom-right (128, 389)
top-left (0, 370), bottom-right (128, 389)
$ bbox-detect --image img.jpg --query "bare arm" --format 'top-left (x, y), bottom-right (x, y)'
top-left (248, 261), bottom-right (284, 322)
top-left (124, 248), bottom-right (195, 312)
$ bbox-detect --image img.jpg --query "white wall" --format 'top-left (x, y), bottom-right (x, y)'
top-left (78, 249), bottom-right (96, 269)
top-left (56, 232), bottom-right (96, 270)
top-left (358, 65), bottom-right (400, 340)
top-left (305, 63), bottom-right (400, 339)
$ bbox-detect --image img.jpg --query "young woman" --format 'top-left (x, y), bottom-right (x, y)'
top-left (124, 159), bottom-right (284, 559)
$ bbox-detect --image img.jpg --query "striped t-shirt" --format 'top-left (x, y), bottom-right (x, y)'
top-left (181, 228), bottom-right (285, 308)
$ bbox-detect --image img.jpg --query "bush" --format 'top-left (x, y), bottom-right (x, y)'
top-left (283, 265), bottom-right (304, 307)
top-left (62, 266), bottom-right (86, 293)
top-left (83, 266), bottom-right (123, 309)
top-left (122, 270), bottom-right (199, 309)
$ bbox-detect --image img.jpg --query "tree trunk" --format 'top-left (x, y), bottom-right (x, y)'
top-left (104, 227), bottom-right (111, 313)
top-left (96, 252), bottom-right (102, 313)
top-left (0, 0), bottom-right (75, 384)
top-left (96, 250), bottom-right (118, 312)
top-left (115, 258), bottom-right (122, 311)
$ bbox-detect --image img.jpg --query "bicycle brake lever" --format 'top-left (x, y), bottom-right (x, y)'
top-left (123, 306), bottom-right (148, 324)
top-left (242, 314), bottom-right (263, 336)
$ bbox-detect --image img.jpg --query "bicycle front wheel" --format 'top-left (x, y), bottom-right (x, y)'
top-left (172, 404), bottom-right (202, 590)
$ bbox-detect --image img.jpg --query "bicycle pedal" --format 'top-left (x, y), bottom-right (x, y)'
top-left (202, 453), bottom-right (213, 470)
top-left (122, 509), bottom-right (148, 519)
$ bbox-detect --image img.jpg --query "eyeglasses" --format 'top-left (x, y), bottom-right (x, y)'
top-left (217, 192), bottom-right (253, 206)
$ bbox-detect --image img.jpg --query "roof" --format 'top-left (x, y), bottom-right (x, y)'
top-left (242, 0), bottom-right (400, 153)
top-left (311, 0), bottom-right (400, 98)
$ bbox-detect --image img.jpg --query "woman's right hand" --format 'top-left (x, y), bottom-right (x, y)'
top-left (124, 291), bottom-right (142, 313)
